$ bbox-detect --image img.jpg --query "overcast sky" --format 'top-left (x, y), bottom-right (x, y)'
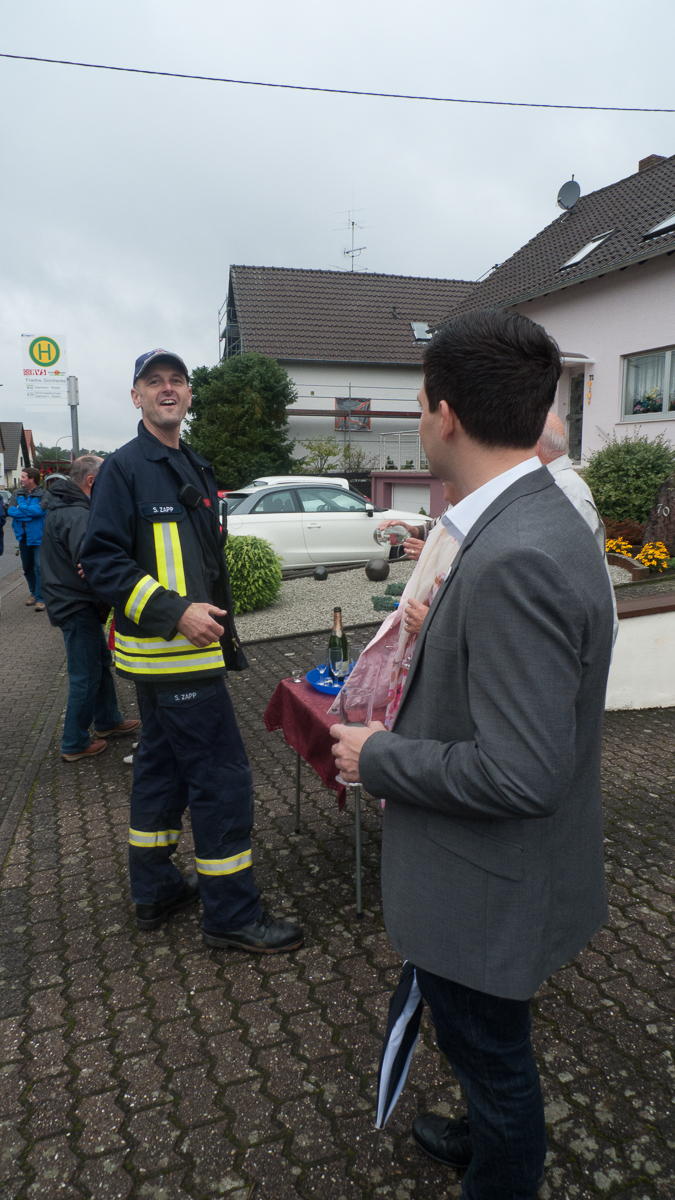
top-left (2, 0), bottom-right (675, 451)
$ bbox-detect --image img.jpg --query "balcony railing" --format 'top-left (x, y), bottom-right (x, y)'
top-left (379, 432), bottom-right (428, 471)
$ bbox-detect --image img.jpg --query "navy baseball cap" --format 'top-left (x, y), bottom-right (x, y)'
top-left (133, 348), bottom-right (189, 385)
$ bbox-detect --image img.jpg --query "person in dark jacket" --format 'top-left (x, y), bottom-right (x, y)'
top-left (0, 496), bottom-right (5, 557)
top-left (7, 466), bottom-right (47, 610)
top-left (81, 349), bottom-right (303, 952)
top-left (42, 456), bottom-right (141, 763)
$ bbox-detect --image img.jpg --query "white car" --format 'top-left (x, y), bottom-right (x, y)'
top-left (238, 474), bottom-right (350, 492)
top-left (222, 482), bottom-right (426, 568)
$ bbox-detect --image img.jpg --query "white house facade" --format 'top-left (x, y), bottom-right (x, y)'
top-left (221, 265), bottom-right (475, 470)
top-left (444, 153), bottom-right (675, 463)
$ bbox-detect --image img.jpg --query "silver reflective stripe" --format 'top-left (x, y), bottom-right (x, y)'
top-left (126, 575), bottom-right (161, 623)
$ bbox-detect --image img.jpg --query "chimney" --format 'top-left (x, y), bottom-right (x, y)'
top-left (639, 154), bottom-right (666, 173)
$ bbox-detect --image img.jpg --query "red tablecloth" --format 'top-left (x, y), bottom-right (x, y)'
top-left (264, 677), bottom-right (349, 809)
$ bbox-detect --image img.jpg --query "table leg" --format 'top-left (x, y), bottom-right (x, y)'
top-left (294, 751), bottom-right (301, 834)
top-left (353, 783), bottom-right (363, 919)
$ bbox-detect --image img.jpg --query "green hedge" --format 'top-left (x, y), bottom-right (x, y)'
top-left (584, 432), bottom-right (675, 523)
top-left (225, 535), bottom-right (283, 615)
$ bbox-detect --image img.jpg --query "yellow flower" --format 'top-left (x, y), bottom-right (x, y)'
top-left (636, 542), bottom-right (670, 572)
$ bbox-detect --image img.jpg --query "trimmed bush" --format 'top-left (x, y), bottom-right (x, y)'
top-left (372, 595), bottom-right (397, 612)
top-left (585, 432), bottom-right (675, 524)
top-left (225, 535), bottom-right (283, 615)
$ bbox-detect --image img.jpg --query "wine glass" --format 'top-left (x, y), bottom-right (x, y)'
top-left (313, 644), bottom-right (330, 686)
top-left (328, 645), bottom-right (345, 682)
top-left (349, 642), bottom-right (364, 673)
top-left (374, 523), bottom-right (411, 547)
top-left (339, 687), bottom-right (373, 726)
top-left (335, 687), bottom-right (373, 785)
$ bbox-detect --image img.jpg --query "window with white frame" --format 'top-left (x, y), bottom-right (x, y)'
top-left (623, 347), bottom-right (675, 418)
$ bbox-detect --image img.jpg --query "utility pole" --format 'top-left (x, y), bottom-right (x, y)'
top-left (67, 376), bottom-right (80, 457)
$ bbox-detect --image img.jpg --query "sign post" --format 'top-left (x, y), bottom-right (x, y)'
top-left (67, 376), bottom-right (80, 457)
top-left (22, 334), bottom-right (68, 408)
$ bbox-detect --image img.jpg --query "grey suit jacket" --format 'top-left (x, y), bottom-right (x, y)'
top-left (360, 466), bottom-right (614, 1000)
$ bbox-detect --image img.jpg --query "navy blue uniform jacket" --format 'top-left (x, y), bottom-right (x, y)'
top-left (80, 421), bottom-right (246, 683)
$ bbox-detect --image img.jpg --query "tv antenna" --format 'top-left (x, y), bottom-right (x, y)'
top-left (339, 210), bottom-right (366, 270)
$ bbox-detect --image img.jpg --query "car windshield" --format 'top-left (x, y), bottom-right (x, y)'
top-left (223, 494), bottom-right (249, 513)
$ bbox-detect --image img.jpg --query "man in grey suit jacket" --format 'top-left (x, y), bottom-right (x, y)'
top-left (331, 310), bottom-right (614, 1200)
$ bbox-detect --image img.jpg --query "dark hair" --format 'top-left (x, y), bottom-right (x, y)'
top-left (23, 466), bottom-right (41, 484)
top-left (422, 309), bottom-right (562, 448)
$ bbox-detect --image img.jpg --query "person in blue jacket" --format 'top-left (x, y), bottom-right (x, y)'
top-left (0, 495), bottom-right (6, 556)
top-left (7, 466), bottom-right (47, 611)
top-left (81, 348), bottom-right (303, 954)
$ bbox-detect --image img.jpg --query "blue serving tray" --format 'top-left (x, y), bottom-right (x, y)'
top-left (306, 666), bottom-right (343, 695)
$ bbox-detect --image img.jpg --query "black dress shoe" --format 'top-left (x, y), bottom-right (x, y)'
top-left (136, 873), bottom-right (200, 931)
top-left (413, 1114), bottom-right (545, 1192)
top-left (412, 1114), bottom-right (473, 1168)
top-left (202, 910), bottom-right (304, 954)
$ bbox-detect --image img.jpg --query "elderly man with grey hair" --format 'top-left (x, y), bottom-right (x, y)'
top-left (42, 455), bottom-right (140, 762)
top-left (536, 413), bottom-right (605, 552)
top-left (537, 413), bottom-right (618, 643)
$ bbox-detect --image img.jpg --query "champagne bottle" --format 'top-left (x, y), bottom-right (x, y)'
top-left (328, 607), bottom-right (349, 680)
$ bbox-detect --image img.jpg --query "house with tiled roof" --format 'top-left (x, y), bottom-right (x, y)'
top-left (221, 266), bottom-right (474, 492)
top-left (438, 153), bottom-right (675, 462)
top-left (0, 422), bottom-right (32, 489)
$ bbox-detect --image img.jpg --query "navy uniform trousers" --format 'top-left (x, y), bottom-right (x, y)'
top-left (129, 677), bottom-right (263, 933)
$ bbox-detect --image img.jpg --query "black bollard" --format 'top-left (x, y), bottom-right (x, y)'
top-left (365, 557), bottom-right (390, 582)
top-left (313, 566), bottom-right (329, 581)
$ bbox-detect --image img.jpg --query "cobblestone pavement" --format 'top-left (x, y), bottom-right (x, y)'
top-left (0, 572), bottom-right (67, 827)
top-left (0, 603), bottom-right (674, 1198)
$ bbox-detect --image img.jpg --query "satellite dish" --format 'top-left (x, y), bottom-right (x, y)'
top-left (557, 179), bottom-right (581, 211)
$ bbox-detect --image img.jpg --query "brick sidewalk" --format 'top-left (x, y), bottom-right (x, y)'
top-left (0, 608), bottom-right (674, 1198)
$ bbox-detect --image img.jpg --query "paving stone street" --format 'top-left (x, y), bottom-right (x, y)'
top-left (0, 568), bottom-right (674, 1199)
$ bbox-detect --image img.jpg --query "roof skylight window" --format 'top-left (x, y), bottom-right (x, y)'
top-left (411, 321), bottom-right (432, 341)
top-left (643, 211), bottom-right (675, 239)
top-left (559, 231), bottom-right (613, 269)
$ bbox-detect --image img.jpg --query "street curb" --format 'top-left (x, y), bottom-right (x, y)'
top-left (0, 671), bottom-right (69, 867)
top-left (242, 620), bottom-right (381, 646)
top-left (0, 568), bottom-right (25, 600)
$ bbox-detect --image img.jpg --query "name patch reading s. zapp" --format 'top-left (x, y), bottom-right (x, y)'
top-left (140, 503), bottom-right (184, 519)
top-left (173, 692), bottom-right (197, 703)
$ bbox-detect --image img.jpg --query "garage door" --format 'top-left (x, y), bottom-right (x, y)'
top-left (391, 484), bottom-right (431, 514)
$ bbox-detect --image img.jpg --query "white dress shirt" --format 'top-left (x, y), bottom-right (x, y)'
top-left (546, 454), bottom-right (605, 555)
top-left (440, 456), bottom-right (541, 547)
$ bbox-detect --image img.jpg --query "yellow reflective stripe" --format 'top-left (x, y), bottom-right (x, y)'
top-left (129, 827), bottom-right (181, 848)
top-left (196, 849), bottom-right (252, 876)
top-left (169, 522), bottom-right (186, 595)
top-left (115, 632), bottom-right (198, 654)
top-left (125, 575), bottom-right (162, 622)
top-left (154, 523), bottom-right (169, 588)
top-left (115, 648), bottom-right (224, 675)
top-left (153, 522), bottom-right (186, 595)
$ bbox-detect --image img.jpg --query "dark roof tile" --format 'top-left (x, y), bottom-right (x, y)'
top-left (443, 154), bottom-right (675, 320)
top-left (229, 266), bottom-right (475, 364)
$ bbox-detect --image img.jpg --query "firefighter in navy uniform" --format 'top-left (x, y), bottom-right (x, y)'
top-left (81, 349), bottom-right (303, 954)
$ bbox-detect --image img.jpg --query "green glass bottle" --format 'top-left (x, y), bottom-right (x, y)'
top-left (327, 607), bottom-right (349, 680)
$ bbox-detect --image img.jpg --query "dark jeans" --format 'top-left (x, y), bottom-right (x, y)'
top-left (60, 608), bottom-right (122, 754)
top-left (18, 538), bottom-right (43, 602)
top-left (130, 677), bottom-right (262, 932)
top-left (415, 967), bottom-right (546, 1200)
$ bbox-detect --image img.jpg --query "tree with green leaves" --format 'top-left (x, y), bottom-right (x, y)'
top-left (185, 354), bottom-right (299, 489)
top-left (300, 436), bottom-right (340, 473)
top-left (584, 431), bottom-right (675, 523)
